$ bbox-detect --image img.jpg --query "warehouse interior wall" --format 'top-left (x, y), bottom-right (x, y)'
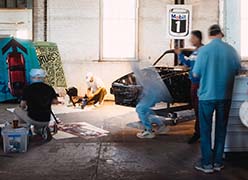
top-left (220, 0), bottom-right (247, 62)
top-left (220, 0), bottom-right (241, 53)
top-left (32, 0), bottom-right (219, 99)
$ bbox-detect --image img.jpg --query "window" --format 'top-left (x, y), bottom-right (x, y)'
top-left (241, 0), bottom-right (248, 58)
top-left (101, 0), bottom-right (138, 60)
top-left (0, 0), bottom-right (32, 9)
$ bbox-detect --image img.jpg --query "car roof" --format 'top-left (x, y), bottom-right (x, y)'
top-left (153, 48), bottom-right (194, 66)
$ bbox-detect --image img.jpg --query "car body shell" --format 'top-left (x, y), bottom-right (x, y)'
top-left (110, 49), bottom-right (194, 115)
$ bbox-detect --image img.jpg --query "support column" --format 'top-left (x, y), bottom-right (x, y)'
top-left (33, 0), bottom-right (46, 41)
top-left (174, 0), bottom-right (185, 65)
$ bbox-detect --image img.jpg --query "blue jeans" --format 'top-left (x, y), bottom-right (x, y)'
top-left (199, 100), bottom-right (231, 165)
top-left (136, 96), bottom-right (163, 132)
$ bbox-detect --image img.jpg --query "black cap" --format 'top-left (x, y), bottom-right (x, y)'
top-left (191, 30), bottom-right (203, 41)
top-left (208, 24), bottom-right (224, 36)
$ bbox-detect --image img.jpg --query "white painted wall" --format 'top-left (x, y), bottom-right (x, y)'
top-left (35, 0), bottom-right (219, 99)
top-left (221, 0), bottom-right (241, 53)
top-left (138, 0), bottom-right (173, 63)
top-left (184, 0), bottom-right (219, 45)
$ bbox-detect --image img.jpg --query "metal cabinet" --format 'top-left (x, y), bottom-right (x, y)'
top-left (225, 76), bottom-right (248, 152)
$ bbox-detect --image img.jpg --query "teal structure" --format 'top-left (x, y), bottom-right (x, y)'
top-left (0, 37), bottom-right (40, 102)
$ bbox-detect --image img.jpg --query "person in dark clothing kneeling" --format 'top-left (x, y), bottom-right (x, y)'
top-left (14, 68), bottom-right (59, 141)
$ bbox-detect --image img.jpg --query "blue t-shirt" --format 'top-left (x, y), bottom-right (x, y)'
top-left (193, 38), bottom-right (241, 101)
top-left (178, 50), bottom-right (200, 84)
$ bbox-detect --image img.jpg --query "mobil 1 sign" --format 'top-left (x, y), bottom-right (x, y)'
top-left (167, 5), bottom-right (192, 39)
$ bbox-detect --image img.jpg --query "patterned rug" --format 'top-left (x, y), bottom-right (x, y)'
top-left (57, 122), bottom-right (109, 139)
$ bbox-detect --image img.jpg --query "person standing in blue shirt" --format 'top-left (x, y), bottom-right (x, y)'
top-left (193, 24), bottom-right (241, 173)
top-left (175, 30), bottom-right (203, 144)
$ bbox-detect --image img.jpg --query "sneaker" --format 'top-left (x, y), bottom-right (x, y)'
top-left (99, 100), bottom-right (104, 105)
top-left (33, 126), bottom-right (42, 135)
top-left (213, 163), bottom-right (224, 171)
top-left (41, 126), bottom-right (52, 141)
top-left (81, 99), bottom-right (87, 109)
top-left (137, 131), bottom-right (155, 139)
top-left (94, 102), bottom-right (101, 107)
top-left (194, 161), bottom-right (214, 174)
top-left (188, 134), bottom-right (200, 144)
top-left (156, 124), bottom-right (169, 134)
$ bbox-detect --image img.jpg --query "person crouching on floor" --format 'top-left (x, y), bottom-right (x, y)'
top-left (132, 63), bottom-right (173, 139)
top-left (14, 68), bottom-right (59, 141)
top-left (81, 72), bottom-right (107, 109)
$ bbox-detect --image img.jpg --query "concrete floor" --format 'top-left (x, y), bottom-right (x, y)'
top-left (0, 101), bottom-right (247, 180)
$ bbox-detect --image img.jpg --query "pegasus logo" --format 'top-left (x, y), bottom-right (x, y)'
top-left (171, 13), bottom-right (187, 20)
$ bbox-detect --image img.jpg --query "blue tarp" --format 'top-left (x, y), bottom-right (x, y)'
top-left (0, 37), bottom-right (40, 102)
